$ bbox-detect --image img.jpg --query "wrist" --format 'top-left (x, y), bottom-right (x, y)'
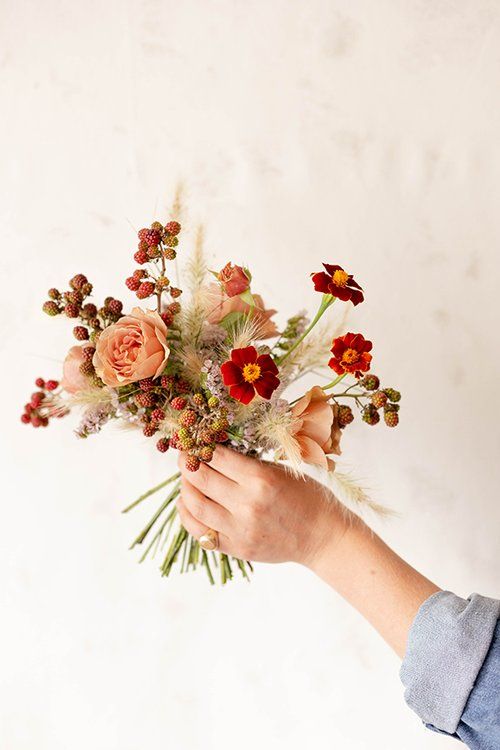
top-left (299, 492), bottom-right (356, 573)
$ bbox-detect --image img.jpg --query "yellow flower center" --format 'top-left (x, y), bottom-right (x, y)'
top-left (242, 363), bottom-right (261, 383)
top-left (332, 269), bottom-right (349, 287)
top-left (341, 348), bottom-right (359, 365)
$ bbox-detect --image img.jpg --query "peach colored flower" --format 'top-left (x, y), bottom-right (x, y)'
top-left (217, 262), bottom-right (250, 297)
top-left (61, 346), bottom-right (91, 394)
top-left (206, 284), bottom-right (279, 339)
top-left (291, 386), bottom-right (342, 471)
top-left (93, 307), bottom-right (169, 387)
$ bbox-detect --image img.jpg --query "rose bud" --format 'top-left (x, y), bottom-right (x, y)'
top-left (217, 262), bottom-right (250, 298)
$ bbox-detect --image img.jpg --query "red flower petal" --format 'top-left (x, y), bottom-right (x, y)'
top-left (328, 357), bottom-right (344, 374)
top-left (256, 353), bottom-right (279, 375)
top-left (221, 361), bottom-right (243, 386)
top-left (349, 288), bottom-right (364, 306)
top-left (311, 272), bottom-right (331, 293)
top-left (254, 373), bottom-right (280, 399)
top-left (230, 382), bottom-right (255, 405)
top-left (322, 263), bottom-right (342, 275)
top-left (231, 346), bottom-right (257, 367)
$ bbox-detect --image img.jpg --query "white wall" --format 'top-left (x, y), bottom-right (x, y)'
top-left (2, 1), bottom-right (500, 748)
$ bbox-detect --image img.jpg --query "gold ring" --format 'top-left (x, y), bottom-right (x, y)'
top-left (198, 528), bottom-right (219, 551)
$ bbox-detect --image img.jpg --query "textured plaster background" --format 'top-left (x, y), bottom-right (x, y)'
top-left (1, 1), bottom-right (500, 748)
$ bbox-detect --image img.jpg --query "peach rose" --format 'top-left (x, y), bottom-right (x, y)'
top-left (206, 284), bottom-right (279, 339)
top-left (61, 346), bottom-right (91, 394)
top-left (291, 386), bottom-right (342, 471)
top-left (93, 307), bottom-right (169, 387)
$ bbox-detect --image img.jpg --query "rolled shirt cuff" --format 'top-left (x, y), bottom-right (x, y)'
top-left (400, 591), bottom-right (500, 734)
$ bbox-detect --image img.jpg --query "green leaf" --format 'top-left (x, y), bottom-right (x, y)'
top-left (238, 289), bottom-right (255, 306)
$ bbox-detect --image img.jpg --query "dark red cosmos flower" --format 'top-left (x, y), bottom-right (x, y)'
top-left (221, 346), bottom-right (280, 405)
top-left (311, 264), bottom-right (364, 306)
top-left (328, 332), bottom-right (372, 378)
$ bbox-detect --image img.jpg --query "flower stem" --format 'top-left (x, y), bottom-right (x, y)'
top-left (321, 374), bottom-right (347, 391)
top-left (122, 472), bottom-right (181, 513)
top-left (276, 294), bottom-right (335, 365)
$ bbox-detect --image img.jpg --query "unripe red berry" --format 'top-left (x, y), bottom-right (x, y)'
top-left (135, 392), bottom-right (155, 408)
top-left (170, 396), bottom-right (187, 410)
top-left (371, 391), bottom-right (388, 409)
top-left (107, 299), bottom-right (123, 315)
top-left (179, 409), bottom-right (197, 428)
top-left (133, 269), bottom-right (147, 279)
top-left (160, 311), bottom-right (174, 327)
top-left (161, 375), bottom-right (175, 389)
top-left (199, 428), bottom-right (215, 445)
top-left (169, 431), bottom-right (181, 449)
top-left (81, 282), bottom-right (93, 296)
top-left (143, 423), bottom-right (158, 437)
top-left (64, 303), bottom-right (79, 318)
top-left (70, 274), bottom-right (88, 290)
top-left (81, 303), bottom-right (97, 318)
top-left (79, 360), bottom-right (95, 376)
top-left (82, 346), bottom-right (95, 362)
top-left (156, 437), bottom-right (169, 452)
top-left (134, 249), bottom-right (148, 265)
top-left (165, 221), bottom-right (181, 236)
top-left (35, 377), bottom-right (45, 388)
top-left (168, 301), bottom-right (181, 315)
top-left (48, 288), bottom-right (60, 300)
top-left (151, 408), bottom-right (165, 423)
top-left (170, 287), bottom-right (182, 298)
top-left (151, 221), bottom-right (163, 232)
top-left (147, 245), bottom-right (160, 259)
top-left (199, 447), bottom-right (213, 462)
top-left (136, 281), bottom-right (155, 299)
top-left (138, 240), bottom-right (148, 252)
top-left (46, 380), bottom-right (59, 391)
top-left (362, 405), bottom-right (380, 425)
top-left (384, 410), bottom-right (399, 427)
top-left (126, 276), bottom-right (141, 291)
top-left (207, 396), bottom-right (219, 409)
top-left (139, 377), bottom-right (155, 391)
top-left (73, 325), bottom-right (89, 341)
top-left (163, 247), bottom-right (177, 261)
top-left (360, 374), bottom-right (380, 391)
top-left (185, 455), bottom-right (201, 472)
top-left (138, 228), bottom-right (161, 247)
top-left (156, 276), bottom-right (170, 290)
top-left (176, 379), bottom-right (190, 394)
top-left (383, 388), bottom-right (401, 403)
top-left (192, 393), bottom-right (205, 407)
top-left (43, 300), bottom-right (60, 316)
top-left (163, 235), bottom-right (179, 248)
top-left (337, 405), bottom-right (354, 427)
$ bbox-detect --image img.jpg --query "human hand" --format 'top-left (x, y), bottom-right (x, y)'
top-left (176, 446), bottom-right (346, 566)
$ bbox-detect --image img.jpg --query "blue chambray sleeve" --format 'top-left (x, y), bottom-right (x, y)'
top-left (400, 591), bottom-right (500, 749)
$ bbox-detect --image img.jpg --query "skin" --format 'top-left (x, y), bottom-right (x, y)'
top-left (177, 446), bottom-right (440, 658)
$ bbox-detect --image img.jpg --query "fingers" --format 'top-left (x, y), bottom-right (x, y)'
top-left (179, 476), bottom-right (233, 534)
top-left (208, 445), bottom-right (259, 484)
top-left (176, 496), bottom-right (232, 555)
top-left (178, 452), bottom-right (239, 509)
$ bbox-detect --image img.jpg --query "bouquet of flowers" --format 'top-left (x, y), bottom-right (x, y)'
top-left (21, 211), bottom-right (401, 584)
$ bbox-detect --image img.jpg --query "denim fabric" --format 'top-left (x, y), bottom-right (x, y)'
top-left (456, 620), bottom-right (500, 749)
top-left (400, 591), bottom-right (500, 747)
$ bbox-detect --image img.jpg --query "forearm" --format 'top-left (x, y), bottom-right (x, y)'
top-left (307, 509), bottom-right (440, 657)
